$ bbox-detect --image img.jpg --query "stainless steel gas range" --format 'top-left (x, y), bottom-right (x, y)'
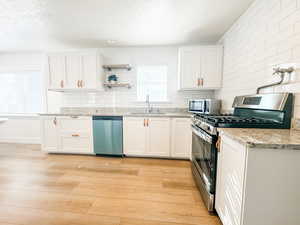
top-left (191, 93), bottom-right (293, 212)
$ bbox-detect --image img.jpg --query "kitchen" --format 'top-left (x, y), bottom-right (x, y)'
top-left (0, 0), bottom-right (300, 225)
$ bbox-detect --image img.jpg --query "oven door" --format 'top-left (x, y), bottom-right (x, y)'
top-left (191, 125), bottom-right (217, 194)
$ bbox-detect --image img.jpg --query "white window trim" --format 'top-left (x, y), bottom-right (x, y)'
top-left (136, 65), bottom-right (168, 102)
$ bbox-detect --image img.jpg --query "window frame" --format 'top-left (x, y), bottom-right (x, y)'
top-left (136, 65), bottom-right (169, 103)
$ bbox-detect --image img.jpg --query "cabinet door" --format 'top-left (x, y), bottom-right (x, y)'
top-left (41, 117), bottom-right (59, 152)
top-left (48, 54), bottom-right (66, 89)
top-left (201, 46), bottom-right (222, 89)
top-left (215, 135), bottom-right (246, 225)
top-left (58, 116), bottom-right (93, 154)
top-left (123, 117), bottom-right (147, 156)
top-left (59, 132), bottom-right (93, 154)
top-left (81, 53), bottom-right (98, 89)
top-left (179, 48), bottom-right (201, 89)
top-left (147, 118), bottom-right (170, 157)
top-left (171, 118), bottom-right (192, 159)
top-left (65, 54), bottom-right (82, 89)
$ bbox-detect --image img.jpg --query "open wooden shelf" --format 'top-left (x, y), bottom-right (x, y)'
top-left (103, 64), bottom-right (132, 71)
top-left (103, 83), bottom-right (132, 89)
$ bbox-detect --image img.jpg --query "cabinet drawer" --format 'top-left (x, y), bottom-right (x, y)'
top-left (60, 133), bottom-right (92, 153)
top-left (59, 116), bottom-right (92, 132)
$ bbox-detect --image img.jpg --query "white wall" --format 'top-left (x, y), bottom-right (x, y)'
top-left (61, 47), bottom-right (214, 109)
top-left (0, 52), bottom-right (44, 144)
top-left (217, 0), bottom-right (300, 118)
top-left (0, 116), bottom-right (41, 144)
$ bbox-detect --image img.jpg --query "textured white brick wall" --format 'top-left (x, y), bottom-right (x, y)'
top-left (217, 0), bottom-right (300, 118)
top-left (62, 47), bottom-right (214, 108)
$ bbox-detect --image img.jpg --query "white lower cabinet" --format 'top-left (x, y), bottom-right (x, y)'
top-left (147, 118), bottom-right (171, 157)
top-left (41, 116), bottom-right (94, 154)
top-left (41, 116), bottom-right (59, 152)
top-left (171, 118), bottom-right (192, 158)
top-left (123, 117), bottom-right (191, 158)
top-left (215, 134), bottom-right (300, 225)
top-left (123, 117), bottom-right (147, 156)
top-left (215, 135), bottom-right (246, 225)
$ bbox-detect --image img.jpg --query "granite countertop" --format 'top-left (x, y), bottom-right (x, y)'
top-left (218, 128), bottom-right (300, 150)
top-left (39, 112), bottom-right (192, 118)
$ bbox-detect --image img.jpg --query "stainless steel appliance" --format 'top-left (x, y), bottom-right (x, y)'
top-left (93, 116), bottom-right (123, 156)
top-left (188, 99), bottom-right (220, 114)
top-left (191, 93), bottom-right (293, 212)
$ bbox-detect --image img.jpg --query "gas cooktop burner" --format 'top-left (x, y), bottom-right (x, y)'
top-left (195, 114), bottom-right (278, 126)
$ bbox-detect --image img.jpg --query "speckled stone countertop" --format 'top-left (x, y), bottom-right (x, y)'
top-left (218, 128), bottom-right (300, 150)
top-left (39, 112), bottom-right (192, 118)
top-left (39, 107), bottom-right (192, 118)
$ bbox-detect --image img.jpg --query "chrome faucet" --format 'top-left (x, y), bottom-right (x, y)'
top-left (145, 94), bottom-right (153, 113)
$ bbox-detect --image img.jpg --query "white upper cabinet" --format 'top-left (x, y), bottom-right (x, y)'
top-left (65, 53), bottom-right (82, 89)
top-left (48, 54), bottom-right (66, 89)
top-left (178, 45), bottom-right (223, 90)
top-left (179, 48), bottom-right (201, 89)
top-left (47, 50), bottom-right (103, 91)
top-left (81, 52), bottom-right (104, 89)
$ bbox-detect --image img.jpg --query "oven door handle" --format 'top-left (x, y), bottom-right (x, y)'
top-left (191, 125), bottom-right (212, 144)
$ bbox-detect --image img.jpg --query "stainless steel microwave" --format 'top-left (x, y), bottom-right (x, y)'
top-left (188, 99), bottom-right (220, 114)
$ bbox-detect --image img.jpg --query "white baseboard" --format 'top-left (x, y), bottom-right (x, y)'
top-left (0, 137), bottom-right (41, 144)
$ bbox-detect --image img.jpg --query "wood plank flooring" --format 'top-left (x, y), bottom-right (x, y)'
top-left (0, 143), bottom-right (222, 225)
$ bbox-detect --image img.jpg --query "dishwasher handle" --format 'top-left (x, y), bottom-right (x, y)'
top-left (93, 116), bottom-right (123, 121)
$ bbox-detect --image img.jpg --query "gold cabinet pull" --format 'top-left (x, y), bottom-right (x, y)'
top-left (197, 78), bottom-right (200, 86)
top-left (80, 80), bottom-right (84, 88)
top-left (146, 119), bottom-right (149, 127)
top-left (60, 80), bottom-right (64, 88)
top-left (143, 119), bottom-right (146, 127)
top-left (216, 136), bottom-right (221, 152)
top-left (77, 80), bottom-right (80, 88)
top-left (72, 134), bottom-right (80, 137)
top-left (200, 78), bottom-right (204, 86)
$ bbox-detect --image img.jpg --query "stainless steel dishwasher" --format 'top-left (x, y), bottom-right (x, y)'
top-left (92, 116), bottom-right (123, 156)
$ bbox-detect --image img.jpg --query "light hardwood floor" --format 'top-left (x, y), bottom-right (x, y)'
top-left (0, 143), bottom-right (222, 225)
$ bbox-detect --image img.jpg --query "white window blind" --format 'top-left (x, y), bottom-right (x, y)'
top-left (137, 65), bottom-right (168, 102)
top-left (0, 71), bottom-right (43, 113)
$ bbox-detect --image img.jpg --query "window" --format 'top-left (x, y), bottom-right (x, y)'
top-left (137, 65), bottom-right (168, 102)
top-left (0, 71), bottom-right (43, 113)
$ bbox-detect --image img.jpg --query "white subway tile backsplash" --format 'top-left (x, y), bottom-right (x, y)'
top-left (218, 0), bottom-right (300, 118)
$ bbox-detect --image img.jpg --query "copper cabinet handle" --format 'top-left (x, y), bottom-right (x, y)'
top-left (143, 119), bottom-right (146, 127)
top-left (146, 119), bottom-right (149, 127)
top-left (53, 117), bottom-right (57, 126)
top-left (80, 80), bottom-right (84, 88)
top-left (200, 78), bottom-right (204, 86)
top-left (197, 78), bottom-right (200, 86)
top-left (72, 134), bottom-right (80, 137)
top-left (60, 80), bottom-right (64, 88)
top-left (70, 115), bottom-right (79, 119)
top-left (216, 136), bottom-right (221, 152)
top-left (77, 80), bottom-right (80, 88)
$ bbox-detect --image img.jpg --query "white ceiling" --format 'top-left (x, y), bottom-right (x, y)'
top-left (0, 0), bottom-right (254, 51)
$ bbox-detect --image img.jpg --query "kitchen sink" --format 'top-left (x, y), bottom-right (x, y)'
top-left (129, 112), bottom-right (166, 115)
